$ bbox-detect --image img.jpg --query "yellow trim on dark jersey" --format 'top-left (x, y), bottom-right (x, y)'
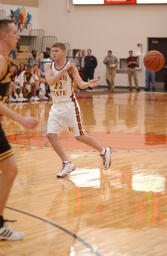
top-left (0, 72), bottom-right (11, 84)
top-left (0, 55), bottom-right (8, 78)
top-left (0, 55), bottom-right (11, 103)
top-left (0, 56), bottom-right (10, 84)
top-left (0, 149), bottom-right (14, 161)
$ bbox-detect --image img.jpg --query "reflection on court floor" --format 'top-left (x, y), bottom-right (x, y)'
top-left (0, 92), bottom-right (167, 255)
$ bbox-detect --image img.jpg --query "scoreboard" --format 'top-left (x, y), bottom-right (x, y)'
top-left (73, 0), bottom-right (167, 4)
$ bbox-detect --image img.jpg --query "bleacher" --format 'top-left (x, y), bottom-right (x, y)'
top-left (13, 45), bottom-right (30, 66)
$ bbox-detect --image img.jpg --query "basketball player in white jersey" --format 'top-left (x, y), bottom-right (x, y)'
top-left (45, 43), bottom-right (112, 178)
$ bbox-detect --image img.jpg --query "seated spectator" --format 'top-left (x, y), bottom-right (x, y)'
top-left (43, 47), bottom-right (51, 59)
top-left (18, 66), bottom-right (39, 101)
top-left (8, 62), bottom-right (51, 103)
top-left (28, 49), bottom-right (41, 67)
top-left (8, 64), bottom-right (27, 102)
top-left (15, 63), bottom-right (28, 102)
top-left (8, 64), bottom-right (18, 102)
top-left (32, 64), bottom-right (48, 100)
top-left (18, 63), bottom-right (25, 73)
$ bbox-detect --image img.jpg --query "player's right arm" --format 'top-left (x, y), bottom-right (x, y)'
top-left (0, 55), bottom-right (38, 129)
top-left (69, 64), bottom-right (98, 89)
top-left (44, 62), bottom-right (72, 86)
top-left (0, 101), bottom-right (38, 128)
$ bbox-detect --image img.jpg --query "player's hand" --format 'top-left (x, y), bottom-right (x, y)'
top-left (88, 79), bottom-right (98, 88)
top-left (20, 117), bottom-right (38, 129)
top-left (65, 63), bottom-right (77, 72)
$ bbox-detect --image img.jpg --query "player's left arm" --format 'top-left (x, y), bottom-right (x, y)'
top-left (69, 64), bottom-right (98, 89)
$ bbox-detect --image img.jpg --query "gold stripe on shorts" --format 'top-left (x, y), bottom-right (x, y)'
top-left (71, 94), bottom-right (84, 136)
top-left (0, 149), bottom-right (14, 161)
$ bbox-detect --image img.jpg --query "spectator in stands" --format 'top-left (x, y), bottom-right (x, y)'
top-left (15, 63), bottom-right (28, 102)
top-left (145, 69), bottom-right (155, 92)
top-left (83, 49), bottom-right (97, 83)
top-left (77, 49), bottom-right (85, 79)
top-left (18, 66), bottom-right (39, 101)
top-left (127, 50), bottom-right (139, 91)
top-left (18, 63), bottom-right (25, 73)
top-left (43, 47), bottom-right (51, 59)
top-left (32, 64), bottom-right (48, 100)
top-left (16, 41), bottom-right (20, 52)
top-left (81, 49), bottom-right (85, 70)
top-left (8, 64), bottom-right (27, 102)
top-left (8, 64), bottom-right (18, 102)
top-left (41, 47), bottom-right (52, 75)
top-left (8, 50), bottom-right (16, 61)
top-left (28, 49), bottom-right (40, 67)
top-left (103, 50), bottom-right (118, 92)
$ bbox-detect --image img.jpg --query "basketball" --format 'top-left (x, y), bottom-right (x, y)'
top-left (144, 50), bottom-right (165, 72)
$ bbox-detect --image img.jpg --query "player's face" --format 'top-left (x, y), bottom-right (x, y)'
top-left (52, 47), bottom-right (65, 61)
top-left (6, 23), bottom-right (19, 51)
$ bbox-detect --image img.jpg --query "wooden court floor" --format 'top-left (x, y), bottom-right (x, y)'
top-left (0, 91), bottom-right (167, 256)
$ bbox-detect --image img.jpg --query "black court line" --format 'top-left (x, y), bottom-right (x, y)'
top-left (6, 206), bottom-right (101, 256)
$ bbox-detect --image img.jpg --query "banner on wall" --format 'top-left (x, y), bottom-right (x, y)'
top-left (73, 0), bottom-right (167, 4)
top-left (10, 7), bottom-right (32, 32)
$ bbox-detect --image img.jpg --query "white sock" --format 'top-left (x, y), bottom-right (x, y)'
top-left (63, 161), bottom-right (70, 164)
top-left (100, 147), bottom-right (105, 155)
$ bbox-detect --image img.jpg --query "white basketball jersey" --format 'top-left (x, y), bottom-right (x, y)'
top-left (51, 61), bottom-right (74, 104)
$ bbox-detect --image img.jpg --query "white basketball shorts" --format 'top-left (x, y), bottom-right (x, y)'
top-left (47, 99), bottom-right (84, 137)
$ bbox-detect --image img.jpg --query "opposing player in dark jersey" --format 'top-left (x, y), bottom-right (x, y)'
top-left (0, 20), bottom-right (38, 240)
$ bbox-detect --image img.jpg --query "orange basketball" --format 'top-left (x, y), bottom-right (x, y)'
top-left (144, 50), bottom-right (165, 72)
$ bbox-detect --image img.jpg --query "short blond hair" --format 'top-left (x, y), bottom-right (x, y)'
top-left (52, 43), bottom-right (66, 51)
top-left (0, 19), bottom-right (14, 32)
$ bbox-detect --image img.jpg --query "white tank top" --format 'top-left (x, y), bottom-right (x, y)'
top-left (50, 61), bottom-right (74, 104)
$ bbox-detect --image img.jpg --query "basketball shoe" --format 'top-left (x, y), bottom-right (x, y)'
top-left (57, 161), bottom-right (76, 178)
top-left (100, 147), bottom-right (112, 170)
top-left (0, 223), bottom-right (24, 240)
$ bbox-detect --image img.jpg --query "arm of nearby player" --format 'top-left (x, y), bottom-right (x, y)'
top-left (0, 56), bottom-right (38, 128)
top-left (44, 62), bottom-right (72, 86)
top-left (69, 64), bottom-right (98, 89)
top-left (0, 101), bottom-right (38, 129)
